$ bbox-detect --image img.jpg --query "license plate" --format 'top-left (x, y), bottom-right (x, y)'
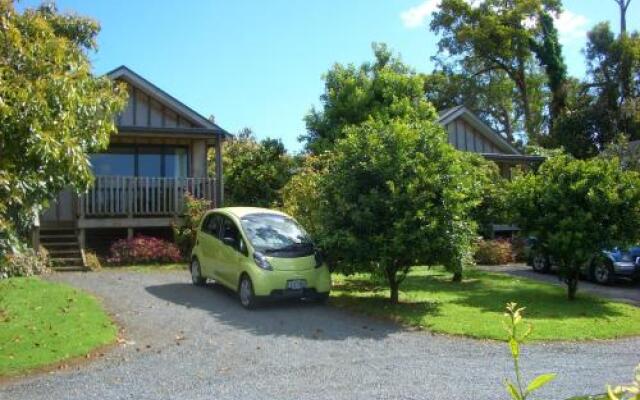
top-left (287, 279), bottom-right (307, 290)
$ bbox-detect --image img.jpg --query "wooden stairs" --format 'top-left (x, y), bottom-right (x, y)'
top-left (39, 229), bottom-right (87, 271)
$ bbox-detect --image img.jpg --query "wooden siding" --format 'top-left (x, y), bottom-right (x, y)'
top-left (445, 119), bottom-right (501, 154)
top-left (118, 85), bottom-right (197, 129)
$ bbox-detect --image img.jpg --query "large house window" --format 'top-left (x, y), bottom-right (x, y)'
top-left (90, 145), bottom-right (189, 177)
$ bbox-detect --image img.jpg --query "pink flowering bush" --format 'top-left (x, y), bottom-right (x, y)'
top-left (107, 235), bottom-right (182, 264)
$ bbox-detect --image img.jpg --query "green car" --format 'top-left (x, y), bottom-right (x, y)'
top-left (190, 207), bottom-right (331, 308)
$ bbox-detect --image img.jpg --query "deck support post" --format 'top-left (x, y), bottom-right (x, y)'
top-left (127, 228), bottom-right (134, 239)
top-left (215, 133), bottom-right (224, 208)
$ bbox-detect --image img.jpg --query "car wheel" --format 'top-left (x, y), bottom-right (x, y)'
top-left (239, 275), bottom-right (257, 309)
top-left (190, 258), bottom-right (206, 286)
top-left (591, 260), bottom-right (613, 285)
top-left (315, 292), bottom-right (330, 304)
top-left (531, 253), bottom-right (550, 273)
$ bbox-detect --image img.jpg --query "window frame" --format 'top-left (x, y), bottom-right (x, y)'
top-left (91, 144), bottom-right (190, 178)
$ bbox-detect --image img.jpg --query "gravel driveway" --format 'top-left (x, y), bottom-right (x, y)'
top-left (1, 270), bottom-right (638, 400)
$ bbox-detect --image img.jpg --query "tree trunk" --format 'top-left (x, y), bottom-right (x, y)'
top-left (564, 266), bottom-right (580, 300)
top-left (618, 0), bottom-right (629, 34)
top-left (515, 61), bottom-right (534, 141)
top-left (566, 276), bottom-right (578, 300)
top-left (452, 271), bottom-right (462, 282)
top-left (385, 265), bottom-right (400, 304)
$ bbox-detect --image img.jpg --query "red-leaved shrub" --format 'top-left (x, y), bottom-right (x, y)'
top-left (107, 235), bottom-right (182, 264)
top-left (474, 238), bottom-right (514, 265)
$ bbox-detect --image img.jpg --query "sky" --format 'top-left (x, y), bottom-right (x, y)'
top-left (18, 0), bottom-right (640, 153)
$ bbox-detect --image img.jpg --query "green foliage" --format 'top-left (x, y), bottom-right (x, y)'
top-left (503, 303), bottom-right (556, 400)
top-left (0, 1), bottom-right (127, 254)
top-left (554, 23), bottom-right (640, 157)
top-left (0, 247), bottom-right (51, 279)
top-left (300, 43), bottom-right (436, 154)
top-left (507, 155), bottom-right (640, 299)
top-left (214, 128), bottom-right (293, 207)
top-left (474, 239), bottom-right (514, 265)
top-left (431, 0), bottom-right (561, 141)
top-left (0, 277), bottom-right (116, 376)
top-left (316, 118), bottom-right (483, 302)
top-left (172, 193), bottom-right (212, 256)
top-left (423, 69), bottom-right (521, 142)
top-left (600, 134), bottom-right (640, 172)
top-left (281, 154), bottom-right (327, 238)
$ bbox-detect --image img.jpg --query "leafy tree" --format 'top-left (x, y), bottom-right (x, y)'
top-left (553, 22), bottom-right (640, 156)
top-left (281, 154), bottom-right (327, 238)
top-left (529, 11), bottom-right (568, 134)
top-left (600, 133), bottom-right (640, 172)
top-left (214, 128), bottom-right (293, 207)
top-left (300, 43), bottom-right (435, 154)
top-left (315, 118), bottom-right (484, 303)
top-left (423, 69), bottom-right (522, 143)
top-left (507, 155), bottom-right (640, 300)
top-left (0, 1), bottom-right (127, 254)
top-left (431, 0), bottom-right (562, 142)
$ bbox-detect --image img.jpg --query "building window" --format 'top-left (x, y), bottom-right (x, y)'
top-left (91, 145), bottom-right (189, 177)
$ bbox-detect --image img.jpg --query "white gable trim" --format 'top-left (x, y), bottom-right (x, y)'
top-left (106, 65), bottom-right (222, 132)
top-left (438, 106), bottom-right (519, 155)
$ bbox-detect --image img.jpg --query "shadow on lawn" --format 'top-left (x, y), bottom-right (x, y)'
top-left (146, 281), bottom-right (400, 341)
top-left (337, 269), bottom-right (626, 321)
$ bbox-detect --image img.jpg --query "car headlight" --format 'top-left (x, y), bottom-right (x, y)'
top-left (253, 252), bottom-right (273, 271)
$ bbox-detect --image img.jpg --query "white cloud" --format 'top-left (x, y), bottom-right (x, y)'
top-left (553, 10), bottom-right (589, 43)
top-left (400, 0), bottom-right (439, 29)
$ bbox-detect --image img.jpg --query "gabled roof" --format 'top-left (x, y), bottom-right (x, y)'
top-left (106, 65), bottom-right (230, 138)
top-left (437, 105), bottom-right (519, 155)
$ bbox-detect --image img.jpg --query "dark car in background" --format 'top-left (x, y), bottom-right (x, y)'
top-left (525, 238), bottom-right (640, 285)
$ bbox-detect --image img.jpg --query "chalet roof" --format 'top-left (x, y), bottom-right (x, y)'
top-left (437, 105), bottom-right (519, 155)
top-left (106, 65), bottom-right (230, 138)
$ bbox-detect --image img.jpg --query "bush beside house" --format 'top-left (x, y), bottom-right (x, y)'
top-left (107, 235), bottom-right (182, 265)
top-left (474, 239), bottom-right (514, 265)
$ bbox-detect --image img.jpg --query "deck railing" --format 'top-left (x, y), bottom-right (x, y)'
top-left (80, 176), bottom-right (216, 217)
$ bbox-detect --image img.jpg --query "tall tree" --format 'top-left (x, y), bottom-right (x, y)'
top-left (613, 0), bottom-right (632, 34)
top-left (422, 68), bottom-right (522, 143)
top-left (0, 1), bottom-right (127, 253)
top-left (431, 0), bottom-right (562, 142)
top-left (529, 11), bottom-right (568, 134)
top-left (214, 128), bottom-right (293, 208)
top-left (508, 155), bottom-right (640, 300)
top-left (300, 43), bottom-right (435, 154)
top-left (309, 118), bottom-right (484, 302)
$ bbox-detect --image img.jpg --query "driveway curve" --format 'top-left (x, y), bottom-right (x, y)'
top-left (1, 270), bottom-right (638, 400)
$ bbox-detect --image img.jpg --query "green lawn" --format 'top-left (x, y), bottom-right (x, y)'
top-left (0, 277), bottom-right (117, 376)
top-left (102, 263), bottom-right (187, 273)
top-left (331, 267), bottom-right (640, 341)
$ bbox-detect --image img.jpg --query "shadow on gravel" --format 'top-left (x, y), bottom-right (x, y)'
top-left (145, 282), bottom-right (398, 341)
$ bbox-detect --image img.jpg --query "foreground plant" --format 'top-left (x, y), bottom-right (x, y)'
top-left (503, 303), bottom-right (556, 400)
top-left (608, 364), bottom-right (640, 400)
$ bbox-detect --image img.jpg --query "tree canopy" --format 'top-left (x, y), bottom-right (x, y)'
top-left (215, 128), bottom-right (293, 208)
top-left (300, 43), bottom-right (436, 154)
top-left (0, 1), bottom-right (126, 253)
top-left (507, 155), bottom-right (640, 299)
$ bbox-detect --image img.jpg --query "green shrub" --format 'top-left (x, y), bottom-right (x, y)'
top-left (84, 251), bottom-right (102, 271)
top-left (173, 194), bottom-right (211, 257)
top-left (474, 239), bottom-right (514, 265)
top-left (0, 246), bottom-right (51, 279)
top-left (503, 303), bottom-right (556, 400)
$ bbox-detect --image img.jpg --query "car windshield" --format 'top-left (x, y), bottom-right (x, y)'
top-left (240, 213), bottom-right (314, 256)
